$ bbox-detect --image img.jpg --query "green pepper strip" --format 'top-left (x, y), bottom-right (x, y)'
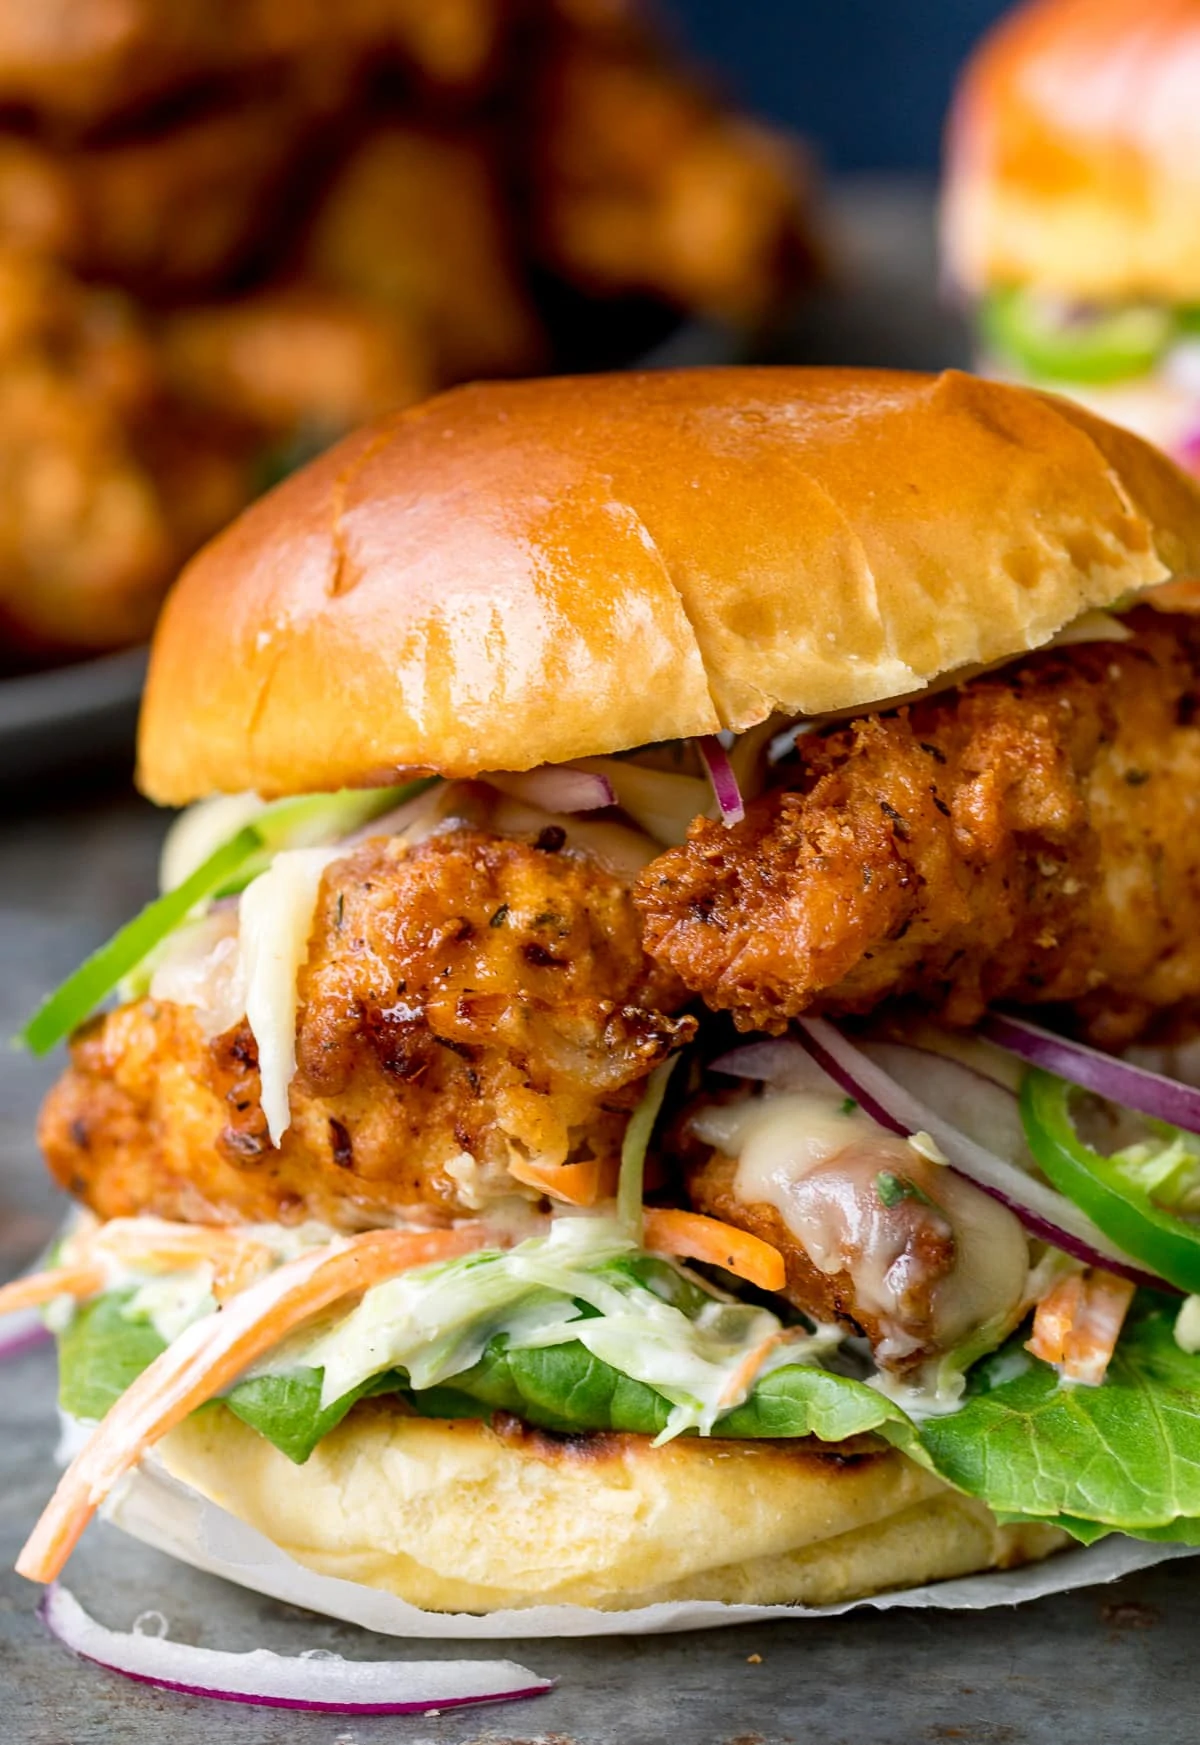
top-left (1020, 1068), bottom-right (1200, 1293)
top-left (18, 778), bottom-right (435, 1057)
top-left (980, 287), bottom-right (1176, 385)
top-left (209, 779), bottom-right (436, 899)
top-left (19, 825), bottom-right (263, 1056)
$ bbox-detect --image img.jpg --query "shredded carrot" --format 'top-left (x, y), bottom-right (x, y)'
top-left (1062, 1271), bottom-right (1136, 1386)
top-left (717, 1330), bottom-right (796, 1409)
top-left (0, 1223), bottom-right (275, 1324)
top-left (16, 1225), bottom-right (490, 1585)
top-left (506, 1154), bottom-right (617, 1207)
top-left (0, 1264), bottom-right (106, 1318)
top-left (642, 1207), bottom-right (787, 1293)
top-left (1027, 1269), bottom-right (1134, 1385)
top-left (90, 1219), bottom-right (257, 1260)
top-left (1027, 1273), bottom-right (1085, 1367)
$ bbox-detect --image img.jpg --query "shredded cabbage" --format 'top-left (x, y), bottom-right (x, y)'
top-left (617, 1057), bottom-right (677, 1239)
top-left (572, 757), bottom-right (713, 845)
top-left (123, 1267), bottom-right (217, 1345)
top-left (1112, 1129), bottom-right (1200, 1213)
top-left (286, 1214), bottom-right (836, 1439)
top-left (159, 785), bottom-right (422, 896)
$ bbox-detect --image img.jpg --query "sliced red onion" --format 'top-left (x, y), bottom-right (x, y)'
top-left (858, 1042), bottom-right (1032, 1170)
top-left (0, 1304), bottom-right (51, 1361)
top-left (343, 782), bottom-right (448, 846)
top-left (981, 1011), bottom-right (1200, 1135)
top-left (714, 1036), bottom-right (1033, 1172)
top-left (488, 767), bottom-right (616, 814)
top-left (697, 736), bottom-right (745, 826)
top-left (711, 1038), bottom-right (832, 1088)
top-left (793, 1017), bottom-right (1167, 1289)
top-left (40, 1585), bottom-right (552, 1714)
top-left (893, 1022), bottom-right (1026, 1093)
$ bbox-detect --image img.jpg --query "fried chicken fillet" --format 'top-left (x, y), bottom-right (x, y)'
top-left (40, 825), bottom-right (693, 1229)
top-left (636, 613), bottom-right (1200, 1049)
top-left (683, 1149), bottom-right (961, 1371)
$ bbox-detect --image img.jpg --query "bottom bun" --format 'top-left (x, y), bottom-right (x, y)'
top-left (156, 1403), bottom-right (1067, 1613)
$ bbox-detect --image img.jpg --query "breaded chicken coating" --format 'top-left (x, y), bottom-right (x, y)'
top-left (636, 614), bottom-right (1200, 1046)
top-left (40, 826), bottom-right (693, 1228)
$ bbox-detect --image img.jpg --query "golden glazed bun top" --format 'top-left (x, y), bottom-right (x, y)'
top-left (137, 366), bottom-right (1200, 803)
top-left (944, 0), bottom-right (1200, 299)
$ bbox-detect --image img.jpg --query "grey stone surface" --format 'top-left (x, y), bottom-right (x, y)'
top-left (1, 180), bottom-right (1197, 1744)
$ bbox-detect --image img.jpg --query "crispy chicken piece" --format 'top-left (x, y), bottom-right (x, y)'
top-left (0, 249), bottom-right (246, 660)
top-left (527, 30), bottom-right (814, 322)
top-left (40, 827), bottom-right (694, 1228)
top-left (160, 287), bottom-right (432, 442)
top-left (687, 1152), bottom-right (958, 1371)
top-left (0, 0), bottom-right (501, 132)
top-left (371, 0), bottom-right (504, 91)
top-left (303, 127), bottom-right (544, 384)
top-left (0, 91), bottom-right (330, 296)
top-left (636, 615), bottom-right (1200, 1047)
top-left (680, 1093), bottom-right (1030, 1373)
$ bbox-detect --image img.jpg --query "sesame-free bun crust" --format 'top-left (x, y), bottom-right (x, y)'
top-left (944, 0), bottom-right (1200, 299)
top-left (155, 1404), bottom-right (1066, 1613)
top-left (137, 366), bottom-right (1200, 804)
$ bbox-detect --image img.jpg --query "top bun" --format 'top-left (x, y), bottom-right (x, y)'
top-left (137, 366), bottom-right (1200, 804)
top-left (944, 0), bottom-right (1200, 300)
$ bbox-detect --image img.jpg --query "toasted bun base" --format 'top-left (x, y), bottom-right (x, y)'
top-left (137, 367), bottom-right (1200, 804)
top-left (945, 0), bottom-right (1200, 299)
top-left (155, 1404), bottom-right (1066, 1613)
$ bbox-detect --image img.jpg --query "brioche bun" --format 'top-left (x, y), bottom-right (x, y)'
top-left (136, 367), bottom-right (1200, 804)
top-left (155, 1403), bottom-right (1066, 1613)
top-left (944, 0), bottom-right (1200, 300)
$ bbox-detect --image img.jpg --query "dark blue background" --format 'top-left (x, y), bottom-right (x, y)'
top-left (668, 1), bottom-right (1013, 171)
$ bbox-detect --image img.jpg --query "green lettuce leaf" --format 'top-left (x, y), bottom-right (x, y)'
top-left (225, 1367), bottom-right (406, 1463)
top-left (55, 1291), bottom-right (899, 1460)
top-left (410, 1339), bottom-right (910, 1445)
top-left (58, 1292), bottom-right (167, 1422)
top-left (916, 1296), bottom-right (1200, 1538)
top-left (55, 1293), bottom-right (406, 1462)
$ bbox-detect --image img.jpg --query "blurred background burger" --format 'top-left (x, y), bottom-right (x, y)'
top-left (943, 0), bottom-right (1200, 475)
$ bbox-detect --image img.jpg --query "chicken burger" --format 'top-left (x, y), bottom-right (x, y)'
top-left (943, 0), bottom-right (1200, 473)
top-left (13, 366), bottom-right (1200, 1615)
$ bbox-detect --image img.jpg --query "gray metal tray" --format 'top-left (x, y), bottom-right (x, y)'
top-left (0, 647), bottom-right (146, 792)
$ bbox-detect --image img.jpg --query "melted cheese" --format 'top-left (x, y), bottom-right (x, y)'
top-left (239, 847), bottom-right (344, 1145)
top-left (691, 1092), bottom-right (1030, 1366)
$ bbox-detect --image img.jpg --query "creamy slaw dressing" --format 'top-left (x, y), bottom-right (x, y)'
top-left (261, 1213), bottom-right (837, 1441)
top-left (61, 1219), bottom-right (350, 1348)
top-left (57, 1212), bottom-right (842, 1440)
